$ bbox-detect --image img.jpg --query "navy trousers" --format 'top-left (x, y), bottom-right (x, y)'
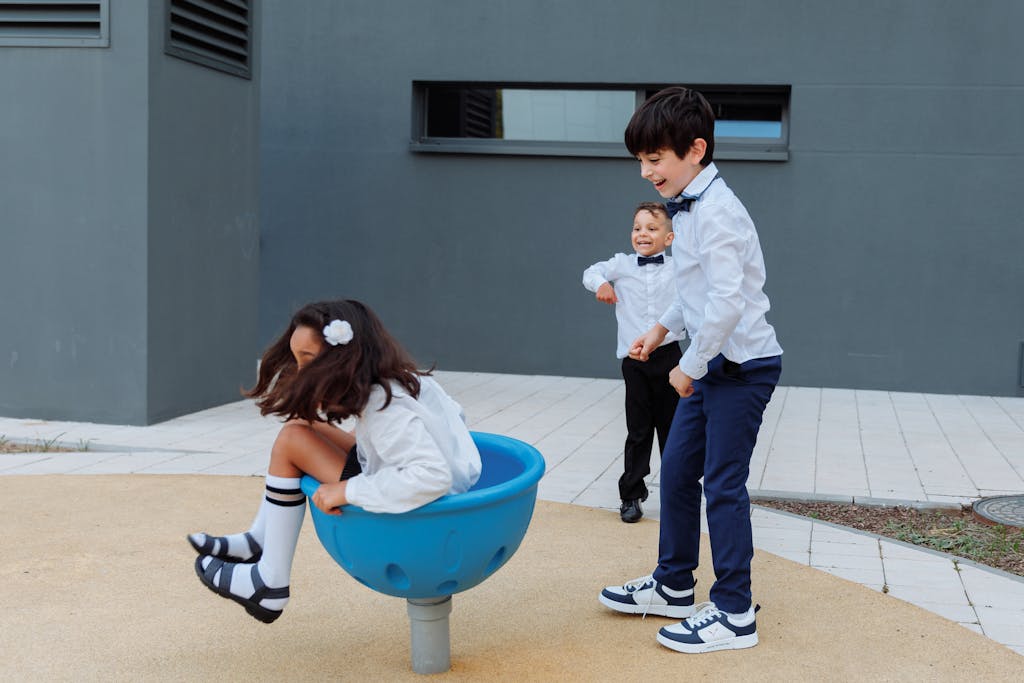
top-left (653, 354), bottom-right (781, 613)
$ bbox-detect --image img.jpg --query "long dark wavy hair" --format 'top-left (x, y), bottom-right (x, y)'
top-left (244, 300), bottom-right (426, 422)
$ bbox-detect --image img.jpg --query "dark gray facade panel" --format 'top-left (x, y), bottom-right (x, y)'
top-left (0, 0), bottom-right (261, 424)
top-left (259, 0), bottom-right (1023, 396)
top-left (0, 1), bottom-right (151, 423)
top-left (146, 3), bottom-right (261, 423)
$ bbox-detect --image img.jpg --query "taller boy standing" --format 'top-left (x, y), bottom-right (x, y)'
top-left (582, 202), bottom-right (682, 523)
top-left (598, 87), bottom-right (783, 654)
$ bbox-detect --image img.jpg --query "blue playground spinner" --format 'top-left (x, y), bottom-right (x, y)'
top-left (300, 431), bottom-right (545, 600)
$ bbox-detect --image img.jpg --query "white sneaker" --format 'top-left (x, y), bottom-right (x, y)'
top-left (598, 574), bottom-right (695, 618)
top-left (657, 602), bottom-right (759, 653)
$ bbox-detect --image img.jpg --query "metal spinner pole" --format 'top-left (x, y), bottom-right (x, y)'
top-left (406, 595), bottom-right (453, 674)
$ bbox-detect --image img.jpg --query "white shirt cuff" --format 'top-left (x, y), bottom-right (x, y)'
top-left (680, 349), bottom-right (709, 380)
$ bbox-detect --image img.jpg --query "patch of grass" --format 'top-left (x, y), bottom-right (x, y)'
top-left (0, 433), bottom-right (82, 454)
top-left (885, 516), bottom-right (1023, 568)
top-left (756, 500), bottom-right (1024, 578)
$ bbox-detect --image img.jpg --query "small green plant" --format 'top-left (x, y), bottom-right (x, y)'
top-left (885, 516), bottom-right (1024, 568)
top-left (0, 433), bottom-right (75, 454)
top-left (39, 432), bottom-right (66, 451)
top-left (756, 499), bottom-right (1024, 577)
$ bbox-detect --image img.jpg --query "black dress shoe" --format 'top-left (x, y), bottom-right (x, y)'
top-left (620, 499), bottom-right (643, 523)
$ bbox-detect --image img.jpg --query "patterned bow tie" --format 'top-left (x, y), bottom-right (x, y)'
top-left (664, 197), bottom-right (695, 217)
top-left (637, 254), bottom-right (664, 266)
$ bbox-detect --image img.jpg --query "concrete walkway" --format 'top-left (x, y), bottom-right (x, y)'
top-left (2, 370), bottom-right (1022, 656)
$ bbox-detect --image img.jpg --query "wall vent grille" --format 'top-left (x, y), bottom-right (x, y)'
top-left (165, 0), bottom-right (250, 79)
top-left (0, 0), bottom-right (108, 46)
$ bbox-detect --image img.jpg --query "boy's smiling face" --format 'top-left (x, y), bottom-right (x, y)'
top-left (636, 141), bottom-right (707, 198)
top-left (631, 209), bottom-right (674, 256)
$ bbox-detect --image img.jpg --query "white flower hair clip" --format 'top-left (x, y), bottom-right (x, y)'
top-left (322, 319), bottom-right (354, 346)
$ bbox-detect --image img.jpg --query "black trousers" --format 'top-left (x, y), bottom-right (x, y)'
top-left (619, 342), bottom-right (682, 501)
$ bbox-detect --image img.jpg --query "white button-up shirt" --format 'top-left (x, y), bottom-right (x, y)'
top-left (344, 376), bottom-right (482, 513)
top-left (659, 163), bottom-right (783, 379)
top-left (583, 251), bottom-right (683, 359)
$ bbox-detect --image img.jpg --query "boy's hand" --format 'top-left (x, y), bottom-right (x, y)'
top-left (312, 481), bottom-right (348, 515)
top-left (595, 282), bottom-right (618, 304)
top-left (628, 325), bottom-right (669, 361)
top-left (669, 366), bottom-right (695, 398)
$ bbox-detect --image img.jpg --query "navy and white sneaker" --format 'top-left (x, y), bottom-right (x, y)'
top-left (599, 574), bottom-right (695, 618)
top-left (657, 602), bottom-right (759, 653)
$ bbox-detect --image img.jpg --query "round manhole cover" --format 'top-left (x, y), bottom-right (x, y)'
top-left (972, 495), bottom-right (1024, 530)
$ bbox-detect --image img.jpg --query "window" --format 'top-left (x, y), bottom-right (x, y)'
top-left (165, 0), bottom-right (251, 79)
top-left (659, 86), bottom-right (789, 160)
top-left (412, 82), bottom-right (790, 161)
top-left (0, 0), bottom-right (108, 47)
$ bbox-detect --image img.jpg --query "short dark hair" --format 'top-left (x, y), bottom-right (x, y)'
top-left (634, 201), bottom-right (671, 227)
top-left (244, 299), bottom-right (426, 423)
top-left (624, 87), bottom-right (715, 165)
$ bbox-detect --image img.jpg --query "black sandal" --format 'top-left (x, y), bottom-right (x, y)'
top-left (194, 556), bottom-right (289, 624)
top-left (187, 532), bottom-right (263, 562)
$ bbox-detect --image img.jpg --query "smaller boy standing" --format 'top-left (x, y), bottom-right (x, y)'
top-left (583, 202), bottom-right (682, 523)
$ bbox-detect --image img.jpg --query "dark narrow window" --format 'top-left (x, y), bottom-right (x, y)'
top-left (165, 0), bottom-right (251, 79)
top-left (0, 0), bottom-right (108, 47)
top-left (414, 82), bottom-right (789, 160)
top-left (426, 88), bottom-right (499, 138)
top-left (645, 87), bottom-right (789, 149)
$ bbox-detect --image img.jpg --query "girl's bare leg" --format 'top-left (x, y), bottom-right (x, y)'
top-left (188, 422), bottom-right (356, 560)
top-left (268, 420), bottom-right (355, 481)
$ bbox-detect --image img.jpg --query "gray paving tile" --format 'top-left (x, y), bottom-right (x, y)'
top-left (810, 552), bottom-right (883, 571)
top-left (71, 451), bottom-right (189, 474)
top-left (818, 565), bottom-right (886, 585)
top-left (763, 548), bottom-right (811, 564)
top-left (810, 539), bottom-right (880, 557)
top-left (0, 453), bottom-right (53, 472)
top-left (881, 559), bottom-right (964, 589)
top-left (974, 608), bottom-right (1024, 647)
top-left (1, 451), bottom-right (122, 474)
top-left (753, 527), bottom-right (811, 546)
top-left (908, 601), bottom-right (978, 623)
top-left (885, 584), bottom-right (971, 607)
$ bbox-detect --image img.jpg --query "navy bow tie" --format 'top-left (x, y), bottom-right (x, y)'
top-left (665, 174), bottom-right (723, 217)
top-left (664, 197), bottom-right (694, 217)
top-left (637, 254), bottom-right (664, 266)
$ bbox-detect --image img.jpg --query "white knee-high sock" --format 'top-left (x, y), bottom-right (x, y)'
top-left (244, 474), bottom-right (300, 545)
top-left (189, 475), bottom-right (291, 560)
top-left (256, 476), bottom-right (305, 589)
top-left (199, 476), bottom-right (304, 612)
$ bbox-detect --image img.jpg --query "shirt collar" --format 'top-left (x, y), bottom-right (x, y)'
top-left (679, 162), bottom-right (719, 199)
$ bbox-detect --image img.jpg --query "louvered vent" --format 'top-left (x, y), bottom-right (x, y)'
top-left (166, 0), bottom-right (250, 79)
top-left (0, 0), bottom-right (108, 46)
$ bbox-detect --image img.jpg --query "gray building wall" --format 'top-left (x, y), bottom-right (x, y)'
top-left (1, 1), bottom-right (150, 423)
top-left (146, 2), bottom-right (261, 423)
top-left (260, 0), bottom-right (1024, 397)
top-left (0, 0), bottom-right (260, 424)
